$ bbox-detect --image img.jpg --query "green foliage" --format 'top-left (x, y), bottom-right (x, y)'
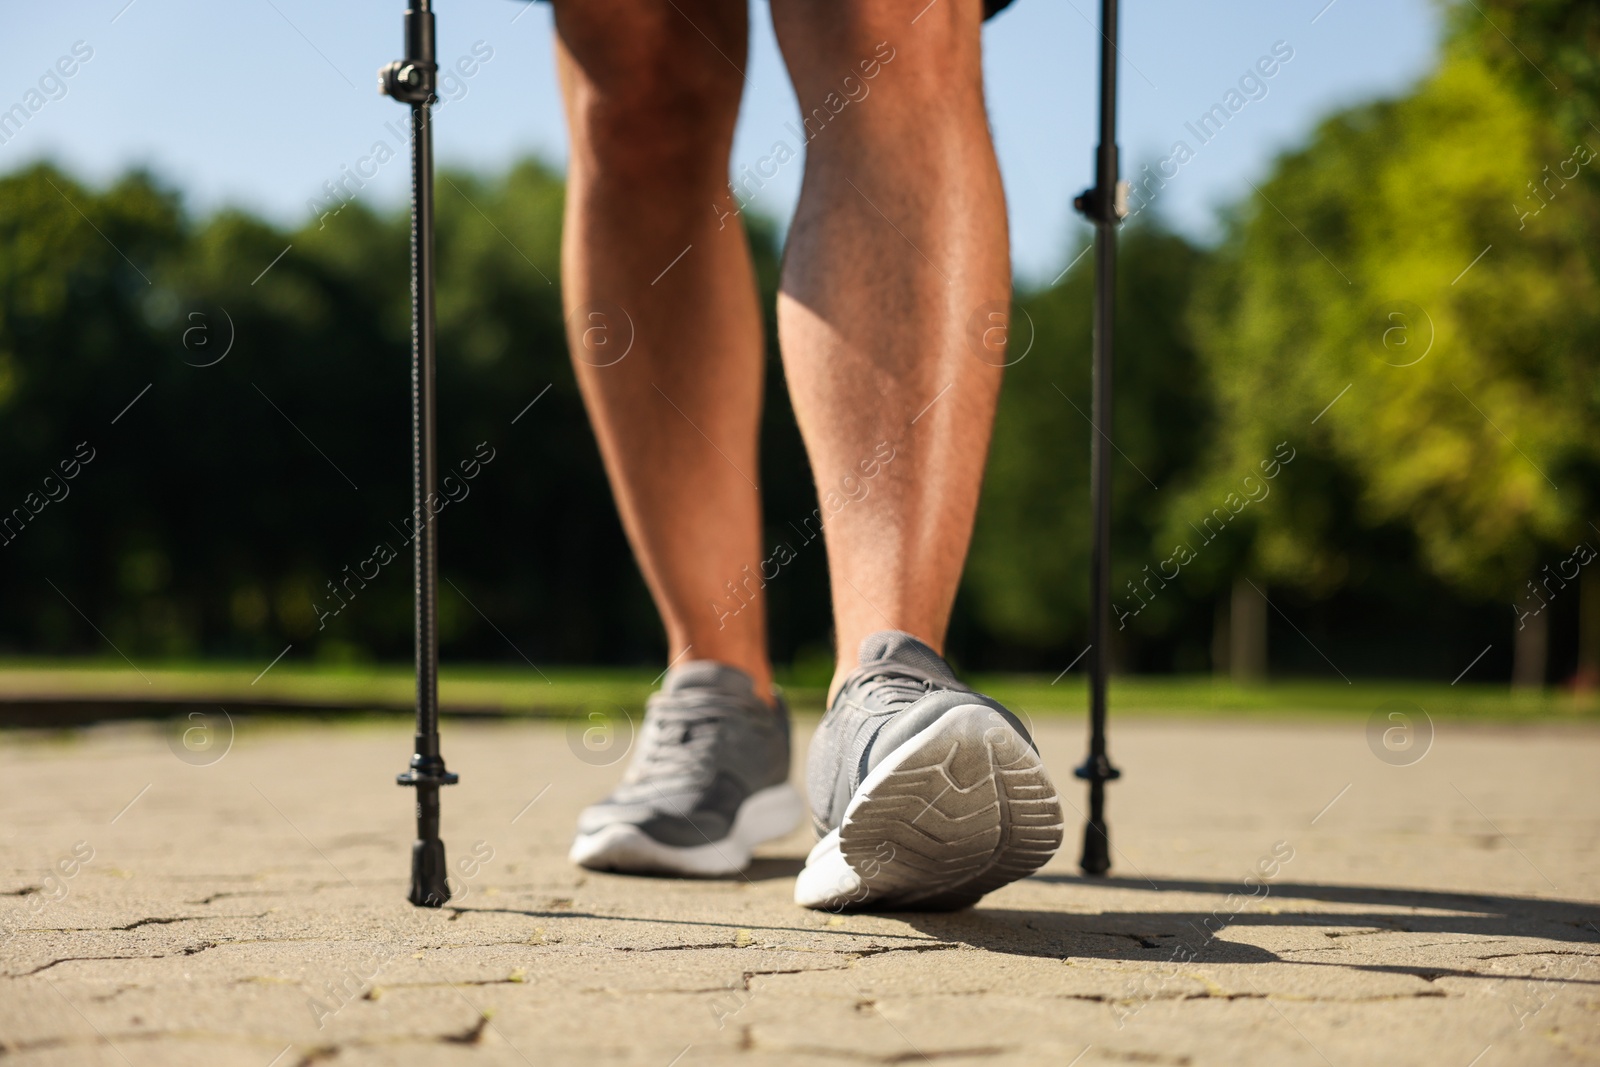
top-left (964, 225), bottom-right (1213, 666)
top-left (1178, 50), bottom-right (1600, 601)
top-left (1447, 0), bottom-right (1600, 164)
top-left (0, 158), bottom-right (796, 666)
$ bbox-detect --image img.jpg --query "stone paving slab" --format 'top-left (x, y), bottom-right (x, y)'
top-left (1, 714), bottom-right (1597, 1066)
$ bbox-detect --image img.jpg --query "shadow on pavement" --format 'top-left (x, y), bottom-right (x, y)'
top-left (893, 875), bottom-right (1600, 974)
top-left (1038, 874), bottom-right (1600, 938)
top-left (449, 871), bottom-right (1598, 978)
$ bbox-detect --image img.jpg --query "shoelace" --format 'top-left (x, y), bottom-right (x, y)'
top-left (835, 664), bottom-right (948, 714)
top-left (620, 697), bottom-right (729, 791)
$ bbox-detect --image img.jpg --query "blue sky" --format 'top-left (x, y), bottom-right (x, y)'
top-left (3, 0), bottom-right (1438, 284)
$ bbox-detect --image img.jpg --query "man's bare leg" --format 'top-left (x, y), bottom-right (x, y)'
top-left (558, 0), bottom-right (806, 877)
top-left (553, 0), bottom-right (773, 696)
top-left (771, 0), bottom-right (1011, 697)
top-left (773, 5), bottom-right (1065, 910)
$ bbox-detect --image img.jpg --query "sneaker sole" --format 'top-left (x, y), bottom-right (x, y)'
top-left (794, 704), bottom-right (1063, 911)
top-left (569, 783), bottom-right (804, 877)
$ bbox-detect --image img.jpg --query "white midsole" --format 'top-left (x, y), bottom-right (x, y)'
top-left (796, 829), bottom-right (861, 910)
top-left (570, 783), bottom-right (804, 876)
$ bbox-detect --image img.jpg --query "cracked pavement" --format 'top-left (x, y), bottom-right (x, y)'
top-left (1, 715), bottom-right (1597, 1065)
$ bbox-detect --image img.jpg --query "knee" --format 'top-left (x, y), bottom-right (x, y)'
top-left (775, 0), bottom-right (984, 105)
top-left (556, 4), bottom-right (744, 185)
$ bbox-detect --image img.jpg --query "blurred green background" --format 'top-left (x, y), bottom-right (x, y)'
top-left (1, 1), bottom-right (1596, 708)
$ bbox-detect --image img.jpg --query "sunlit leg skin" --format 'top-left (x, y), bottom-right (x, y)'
top-left (551, 0), bottom-right (774, 697)
top-left (771, 0), bottom-right (1011, 698)
top-left (772, 14), bottom-right (1064, 909)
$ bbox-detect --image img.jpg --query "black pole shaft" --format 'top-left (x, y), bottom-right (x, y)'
top-left (412, 82), bottom-right (439, 761)
top-left (387, 0), bottom-right (455, 910)
top-left (408, 55), bottom-right (447, 906)
top-left (1076, 0), bottom-right (1122, 877)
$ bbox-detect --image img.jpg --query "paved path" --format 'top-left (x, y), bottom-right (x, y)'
top-left (1, 714), bottom-right (1597, 1065)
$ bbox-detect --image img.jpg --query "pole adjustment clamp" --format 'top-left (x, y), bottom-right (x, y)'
top-left (1073, 180), bottom-right (1130, 225)
top-left (379, 59), bottom-right (436, 104)
top-left (1074, 753), bottom-right (1122, 782)
top-left (397, 750), bottom-right (458, 788)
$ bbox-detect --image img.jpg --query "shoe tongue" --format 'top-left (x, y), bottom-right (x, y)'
top-left (661, 660), bottom-right (756, 699)
top-left (857, 630), bottom-right (956, 682)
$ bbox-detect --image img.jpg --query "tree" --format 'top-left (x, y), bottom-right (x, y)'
top-left (1449, 0), bottom-right (1600, 173)
top-left (961, 223), bottom-right (1213, 671)
top-left (0, 158), bottom-right (819, 669)
top-left (0, 164), bottom-right (186, 652)
top-left (1176, 34), bottom-right (1600, 685)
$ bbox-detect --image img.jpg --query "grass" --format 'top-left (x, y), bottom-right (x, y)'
top-left (0, 658), bottom-right (1595, 723)
top-left (976, 674), bottom-right (1597, 722)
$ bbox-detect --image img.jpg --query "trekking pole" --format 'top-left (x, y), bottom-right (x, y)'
top-left (381, 0), bottom-right (457, 908)
top-left (1071, 0), bottom-right (1125, 876)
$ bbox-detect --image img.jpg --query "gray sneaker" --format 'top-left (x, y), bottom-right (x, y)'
top-left (795, 631), bottom-right (1063, 910)
top-left (569, 661), bottom-right (802, 876)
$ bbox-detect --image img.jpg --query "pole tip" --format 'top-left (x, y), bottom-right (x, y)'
top-left (408, 838), bottom-right (451, 907)
top-left (1079, 820), bottom-right (1112, 877)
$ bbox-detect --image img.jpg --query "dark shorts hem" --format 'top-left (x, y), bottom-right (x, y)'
top-left (529, 0), bottom-right (1019, 20)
